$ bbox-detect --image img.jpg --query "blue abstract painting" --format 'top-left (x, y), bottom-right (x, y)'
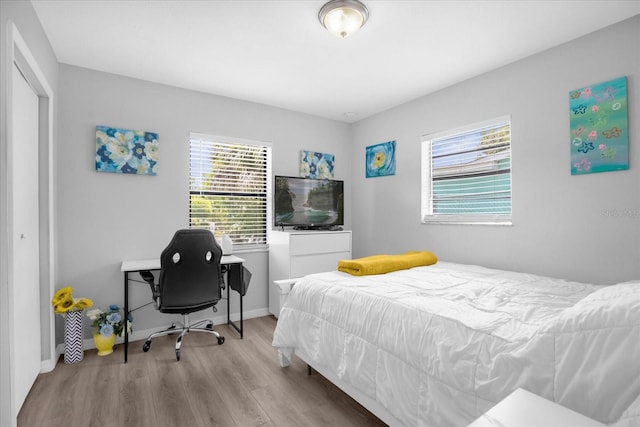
top-left (96, 126), bottom-right (159, 175)
top-left (366, 140), bottom-right (396, 178)
top-left (300, 150), bottom-right (334, 179)
top-left (569, 76), bottom-right (628, 175)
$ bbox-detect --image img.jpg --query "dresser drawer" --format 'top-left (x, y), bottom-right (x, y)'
top-left (291, 251), bottom-right (350, 277)
top-left (289, 232), bottom-right (351, 256)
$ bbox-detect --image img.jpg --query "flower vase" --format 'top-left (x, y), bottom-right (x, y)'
top-left (93, 332), bottom-right (116, 356)
top-left (64, 310), bottom-right (84, 364)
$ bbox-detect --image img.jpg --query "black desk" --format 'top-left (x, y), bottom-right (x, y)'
top-left (120, 255), bottom-right (245, 363)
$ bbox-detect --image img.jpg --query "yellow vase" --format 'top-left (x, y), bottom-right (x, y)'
top-left (93, 332), bottom-right (116, 356)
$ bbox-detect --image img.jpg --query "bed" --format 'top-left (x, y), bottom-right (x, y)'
top-left (271, 261), bottom-right (640, 426)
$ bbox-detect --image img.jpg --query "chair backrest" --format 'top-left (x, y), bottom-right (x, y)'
top-left (158, 229), bottom-right (223, 314)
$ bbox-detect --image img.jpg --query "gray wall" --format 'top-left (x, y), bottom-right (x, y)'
top-left (350, 16), bottom-right (640, 285)
top-left (57, 65), bottom-right (351, 338)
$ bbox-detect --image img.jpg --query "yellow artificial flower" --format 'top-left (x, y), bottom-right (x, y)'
top-left (53, 298), bottom-right (75, 314)
top-left (51, 286), bottom-right (73, 305)
top-left (51, 286), bottom-right (92, 314)
top-left (73, 298), bottom-right (93, 310)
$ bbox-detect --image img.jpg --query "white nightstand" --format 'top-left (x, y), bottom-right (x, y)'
top-left (469, 388), bottom-right (605, 427)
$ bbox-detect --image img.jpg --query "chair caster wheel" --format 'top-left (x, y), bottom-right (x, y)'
top-left (217, 336), bottom-right (225, 345)
top-left (143, 341), bottom-right (151, 352)
top-left (175, 349), bottom-right (181, 361)
top-left (206, 322), bottom-right (213, 330)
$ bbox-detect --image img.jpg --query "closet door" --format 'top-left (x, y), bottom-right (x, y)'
top-left (12, 62), bottom-right (41, 413)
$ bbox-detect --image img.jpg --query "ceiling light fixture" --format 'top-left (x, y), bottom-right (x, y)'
top-left (319, 0), bottom-right (369, 38)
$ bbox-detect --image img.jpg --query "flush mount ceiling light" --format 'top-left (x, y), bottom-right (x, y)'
top-left (319, 0), bottom-right (369, 38)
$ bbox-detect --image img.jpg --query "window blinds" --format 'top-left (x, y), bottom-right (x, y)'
top-left (189, 134), bottom-right (272, 249)
top-left (421, 116), bottom-right (512, 225)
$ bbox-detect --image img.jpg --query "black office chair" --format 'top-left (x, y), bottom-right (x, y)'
top-left (140, 229), bottom-right (225, 361)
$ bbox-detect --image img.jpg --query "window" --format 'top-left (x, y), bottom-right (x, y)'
top-left (421, 116), bottom-right (512, 225)
top-left (189, 133), bottom-right (272, 249)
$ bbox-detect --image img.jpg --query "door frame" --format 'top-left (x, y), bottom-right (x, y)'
top-left (1, 20), bottom-right (56, 427)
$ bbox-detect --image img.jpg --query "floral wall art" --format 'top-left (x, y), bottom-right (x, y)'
top-left (569, 76), bottom-right (628, 175)
top-left (96, 125), bottom-right (159, 175)
top-left (300, 150), bottom-right (334, 179)
top-left (366, 140), bottom-right (396, 178)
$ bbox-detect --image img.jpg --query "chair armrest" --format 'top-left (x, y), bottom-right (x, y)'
top-left (140, 270), bottom-right (160, 299)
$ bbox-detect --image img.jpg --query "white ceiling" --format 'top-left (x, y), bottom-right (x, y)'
top-left (32, 1), bottom-right (640, 123)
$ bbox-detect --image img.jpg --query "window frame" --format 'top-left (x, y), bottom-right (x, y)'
top-left (189, 132), bottom-right (272, 250)
top-left (421, 115), bottom-right (513, 226)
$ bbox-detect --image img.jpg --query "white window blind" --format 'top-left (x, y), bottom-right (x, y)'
top-left (189, 133), bottom-right (272, 249)
top-left (421, 116), bottom-right (512, 225)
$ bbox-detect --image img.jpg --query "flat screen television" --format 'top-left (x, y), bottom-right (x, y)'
top-left (274, 175), bottom-right (344, 229)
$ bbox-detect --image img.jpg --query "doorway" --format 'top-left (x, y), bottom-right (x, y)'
top-left (11, 61), bottom-right (41, 414)
top-left (1, 21), bottom-right (56, 426)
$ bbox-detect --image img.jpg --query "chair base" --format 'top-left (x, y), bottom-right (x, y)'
top-left (142, 314), bottom-right (224, 361)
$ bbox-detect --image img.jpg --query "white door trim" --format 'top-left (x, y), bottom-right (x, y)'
top-left (1, 20), bottom-right (56, 427)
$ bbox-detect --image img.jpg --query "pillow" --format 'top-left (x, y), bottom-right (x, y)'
top-left (549, 281), bottom-right (640, 332)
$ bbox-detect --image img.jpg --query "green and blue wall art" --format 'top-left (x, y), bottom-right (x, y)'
top-left (366, 140), bottom-right (396, 178)
top-left (96, 125), bottom-right (159, 175)
top-left (570, 76), bottom-right (628, 175)
top-left (300, 150), bottom-right (334, 179)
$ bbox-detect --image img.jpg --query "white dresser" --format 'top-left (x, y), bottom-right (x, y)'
top-left (268, 229), bottom-right (352, 317)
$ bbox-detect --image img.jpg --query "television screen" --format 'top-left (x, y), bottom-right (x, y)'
top-left (274, 176), bottom-right (344, 228)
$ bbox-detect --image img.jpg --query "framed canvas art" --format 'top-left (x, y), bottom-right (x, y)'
top-left (366, 140), bottom-right (396, 178)
top-left (96, 125), bottom-right (159, 175)
top-left (569, 76), bottom-right (628, 175)
top-left (300, 150), bottom-right (334, 179)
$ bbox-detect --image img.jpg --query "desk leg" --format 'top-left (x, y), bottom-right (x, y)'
top-left (226, 264), bottom-right (244, 339)
top-left (226, 292), bottom-right (244, 338)
top-left (124, 271), bottom-right (129, 363)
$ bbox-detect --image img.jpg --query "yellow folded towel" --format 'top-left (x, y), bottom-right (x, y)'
top-left (337, 251), bottom-right (438, 276)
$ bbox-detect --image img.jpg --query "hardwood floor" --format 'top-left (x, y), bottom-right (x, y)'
top-left (18, 316), bottom-right (386, 427)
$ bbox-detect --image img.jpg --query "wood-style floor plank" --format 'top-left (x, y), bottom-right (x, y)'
top-left (18, 316), bottom-right (386, 427)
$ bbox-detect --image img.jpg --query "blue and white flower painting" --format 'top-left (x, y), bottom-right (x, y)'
top-left (300, 150), bottom-right (334, 179)
top-left (366, 140), bottom-right (396, 178)
top-left (96, 126), bottom-right (159, 175)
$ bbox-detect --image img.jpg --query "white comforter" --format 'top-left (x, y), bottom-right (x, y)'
top-left (272, 262), bottom-right (640, 426)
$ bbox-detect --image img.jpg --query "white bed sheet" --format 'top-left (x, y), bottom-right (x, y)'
top-left (272, 262), bottom-right (640, 426)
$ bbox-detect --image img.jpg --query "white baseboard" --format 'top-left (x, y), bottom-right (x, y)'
top-left (52, 307), bottom-right (270, 361)
top-left (40, 358), bottom-right (57, 373)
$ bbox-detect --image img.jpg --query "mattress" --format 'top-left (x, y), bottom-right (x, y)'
top-left (272, 262), bottom-right (640, 426)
